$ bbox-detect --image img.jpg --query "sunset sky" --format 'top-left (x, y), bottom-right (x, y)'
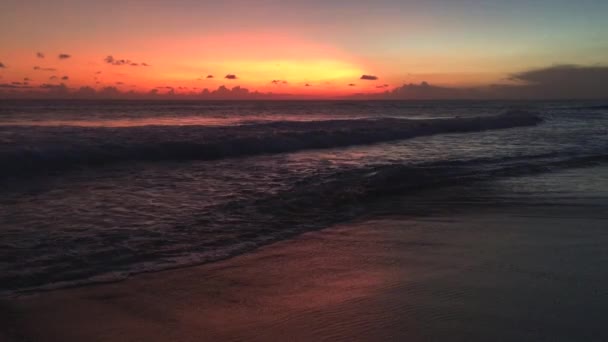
top-left (1, 0), bottom-right (607, 98)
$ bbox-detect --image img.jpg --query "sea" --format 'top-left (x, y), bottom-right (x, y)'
top-left (0, 100), bottom-right (606, 294)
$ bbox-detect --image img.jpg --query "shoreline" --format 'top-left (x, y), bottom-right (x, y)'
top-left (3, 201), bottom-right (608, 341)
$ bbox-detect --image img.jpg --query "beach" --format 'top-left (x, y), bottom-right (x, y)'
top-left (3, 166), bottom-right (607, 341)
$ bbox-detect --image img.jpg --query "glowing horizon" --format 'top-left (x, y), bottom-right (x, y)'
top-left (1, 0), bottom-right (607, 98)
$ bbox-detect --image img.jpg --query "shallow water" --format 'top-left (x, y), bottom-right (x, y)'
top-left (0, 100), bottom-right (606, 293)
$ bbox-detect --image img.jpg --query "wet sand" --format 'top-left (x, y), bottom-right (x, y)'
top-left (2, 202), bottom-right (607, 342)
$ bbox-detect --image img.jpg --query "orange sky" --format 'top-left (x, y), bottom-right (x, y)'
top-left (1, 0), bottom-right (607, 98)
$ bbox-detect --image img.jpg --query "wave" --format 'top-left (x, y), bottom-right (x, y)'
top-left (571, 105), bottom-right (608, 110)
top-left (4, 150), bottom-right (606, 295)
top-left (0, 110), bottom-right (541, 177)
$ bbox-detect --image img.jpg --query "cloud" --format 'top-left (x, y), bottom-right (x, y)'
top-left (58, 54), bottom-right (71, 59)
top-left (493, 64), bottom-right (608, 99)
top-left (376, 84), bottom-right (389, 88)
top-left (95, 71), bottom-right (102, 74)
top-left (271, 80), bottom-right (288, 85)
top-left (207, 75), bottom-right (214, 78)
top-left (39, 83), bottom-right (69, 93)
top-left (115, 82), bottom-right (124, 85)
top-left (104, 55), bottom-right (149, 66)
top-left (225, 74), bottom-right (238, 80)
top-left (34, 66), bottom-right (57, 71)
top-left (305, 83), bottom-right (311, 87)
top-left (0, 62), bottom-right (5, 68)
top-left (348, 83), bottom-right (356, 87)
top-left (61, 76), bottom-right (69, 80)
top-left (36, 52), bottom-right (45, 58)
top-left (0, 83), bottom-right (32, 89)
top-left (360, 75), bottom-right (378, 81)
top-left (24, 77), bottom-right (31, 81)
top-left (352, 65), bottom-right (608, 100)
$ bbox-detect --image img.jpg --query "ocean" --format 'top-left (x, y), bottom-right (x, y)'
top-left (1, 100), bottom-right (606, 294)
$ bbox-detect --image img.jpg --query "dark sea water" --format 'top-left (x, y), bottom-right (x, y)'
top-left (0, 100), bottom-right (606, 294)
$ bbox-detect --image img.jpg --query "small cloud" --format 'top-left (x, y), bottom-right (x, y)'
top-left (34, 66), bottom-right (57, 72)
top-left (104, 55), bottom-right (149, 66)
top-left (37, 52), bottom-right (45, 58)
top-left (376, 84), bottom-right (389, 88)
top-left (271, 80), bottom-right (288, 85)
top-left (0, 62), bottom-right (5, 68)
top-left (348, 83), bottom-right (356, 87)
top-left (115, 82), bottom-right (124, 85)
top-left (58, 54), bottom-right (71, 59)
top-left (207, 75), bottom-right (214, 78)
top-left (40, 83), bottom-right (68, 91)
top-left (61, 76), bottom-right (69, 80)
top-left (360, 75), bottom-right (378, 81)
top-left (0, 83), bottom-right (31, 88)
top-left (225, 74), bottom-right (238, 80)
top-left (95, 71), bottom-right (102, 74)
top-left (24, 77), bottom-right (31, 81)
top-left (305, 83), bottom-right (311, 87)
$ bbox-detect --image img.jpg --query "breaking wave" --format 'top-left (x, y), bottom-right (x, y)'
top-left (0, 110), bottom-right (541, 177)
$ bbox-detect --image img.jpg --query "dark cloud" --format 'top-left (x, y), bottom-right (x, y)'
top-left (348, 83), bottom-right (356, 87)
top-left (58, 54), bottom-right (71, 59)
top-left (104, 55), bottom-right (149, 66)
top-left (206, 75), bottom-right (214, 78)
top-left (0, 62), bottom-right (5, 68)
top-left (0, 83), bottom-right (32, 89)
top-left (271, 80), bottom-right (288, 85)
top-left (24, 77), bottom-right (31, 81)
top-left (37, 52), bottom-right (45, 58)
top-left (225, 74), bottom-right (238, 80)
top-left (1, 85), bottom-right (292, 100)
top-left (61, 76), bottom-right (69, 80)
top-left (352, 65), bottom-right (608, 100)
top-left (375, 81), bottom-right (472, 100)
top-left (34, 66), bottom-right (57, 72)
top-left (376, 84), bottom-right (389, 88)
top-left (360, 75), bottom-right (379, 81)
top-left (305, 83), bottom-right (311, 87)
top-left (480, 65), bottom-right (608, 100)
top-left (39, 83), bottom-right (68, 93)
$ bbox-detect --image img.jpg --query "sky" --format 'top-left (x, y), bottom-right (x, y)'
top-left (1, 0), bottom-right (607, 99)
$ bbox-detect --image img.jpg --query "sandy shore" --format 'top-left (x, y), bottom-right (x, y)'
top-left (2, 201), bottom-right (607, 342)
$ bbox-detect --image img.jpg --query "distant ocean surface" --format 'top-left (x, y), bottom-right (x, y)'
top-left (1, 100), bottom-right (607, 294)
